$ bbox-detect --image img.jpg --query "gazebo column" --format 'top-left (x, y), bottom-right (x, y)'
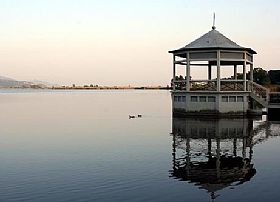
top-left (250, 64), bottom-right (253, 81)
top-left (243, 63), bottom-right (246, 91)
top-left (217, 50), bottom-right (221, 91)
top-left (250, 64), bottom-right (253, 91)
top-left (173, 55), bottom-right (176, 91)
top-left (234, 65), bottom-right (237, 79)
top-left (208, 64), bottom-right (212, 80)
top-left (243, 53), bottom-right (247, 91)
top-left (234, 65), bottom-right (237, 90)
top-left (186, 52), bottom-right (190, 91)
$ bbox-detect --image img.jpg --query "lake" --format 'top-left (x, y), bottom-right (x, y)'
top-left (0, 90), bottom-right (279, 202)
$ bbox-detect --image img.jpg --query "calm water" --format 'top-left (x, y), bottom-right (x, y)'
top-left (0, 90), bottom-right (279, 202)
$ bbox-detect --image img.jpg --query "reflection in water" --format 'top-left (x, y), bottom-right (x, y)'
top-left (170, 118), bottom-right (279, 201)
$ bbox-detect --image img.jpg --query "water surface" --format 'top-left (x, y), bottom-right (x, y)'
top-left (0, 90), bottom-right (279, 202)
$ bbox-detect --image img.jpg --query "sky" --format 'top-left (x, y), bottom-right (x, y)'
top-left (0, 0), bottom-right (280, 86)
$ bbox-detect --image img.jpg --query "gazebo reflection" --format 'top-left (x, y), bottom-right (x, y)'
top-left (170, 118), bottom-right (256, 201)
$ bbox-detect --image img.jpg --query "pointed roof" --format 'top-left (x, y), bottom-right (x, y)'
top-left (185, 29), bottom-right (242, 49)
top-left (169, 28), bottom-right (256, 54)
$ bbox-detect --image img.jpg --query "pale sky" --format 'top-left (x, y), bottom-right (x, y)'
top-left (0, 0), bottom-right (280, 86)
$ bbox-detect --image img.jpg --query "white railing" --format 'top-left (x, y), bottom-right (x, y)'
top-left (172, 79), bottom-right (187, 90)
top-left (173, 79), bottom-right (246, 91)
top-left (190, 80), bottom-right (216, 91)
top-left (248, 81), bottom-right (269, 107)
top-left (220, 80), bottom-right (245, 91)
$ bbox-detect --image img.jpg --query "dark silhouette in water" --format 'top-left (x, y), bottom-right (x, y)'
top-left (169, 117), bottom-right (275, 201)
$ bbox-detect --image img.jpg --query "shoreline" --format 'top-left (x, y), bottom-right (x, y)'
top-left (0, 87), bottom-right (171, 90)
top-left (50, 86), bottom-right (171, 90)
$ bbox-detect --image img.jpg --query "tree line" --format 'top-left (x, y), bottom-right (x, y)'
top-left (236, 68), bottom-right (280, 85)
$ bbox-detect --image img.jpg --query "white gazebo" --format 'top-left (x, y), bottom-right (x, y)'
top-left (169, 26), bottom-right (268, 117)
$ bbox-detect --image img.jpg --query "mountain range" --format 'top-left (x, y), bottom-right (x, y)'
top-left (0, 76), bottom-right (55, 88)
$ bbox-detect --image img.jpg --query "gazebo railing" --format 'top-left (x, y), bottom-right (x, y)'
top-left (172, 80), bottom-right (273, 94)
top-left (190, 80), bottom-right (217, 91)
top-left (220, 80), bottom-right (244, 91)
top-left (173, 80), bottom-right (217, 91)
top-left (173, 79), bottom-right (187, 90)
top-left (173, 79), bottom-right (247, 91)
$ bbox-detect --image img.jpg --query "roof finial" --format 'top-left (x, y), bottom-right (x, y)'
top-left (212, 12), bottom-right (216, 30)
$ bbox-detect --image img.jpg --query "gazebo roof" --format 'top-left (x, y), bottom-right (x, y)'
top-left (169, 28), bottom-right (256, 54)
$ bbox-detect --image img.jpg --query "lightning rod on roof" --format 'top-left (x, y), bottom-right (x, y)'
top-left (212, 13), bottom-right (216, 30)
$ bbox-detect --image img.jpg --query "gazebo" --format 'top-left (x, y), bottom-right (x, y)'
top-left (169, 26), bottom-right (267, 116)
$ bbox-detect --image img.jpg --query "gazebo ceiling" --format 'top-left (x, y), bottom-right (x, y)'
top-left (169, 28), bottom-right (256, 55)
top-left (209, 60), bottom-right (251, 66)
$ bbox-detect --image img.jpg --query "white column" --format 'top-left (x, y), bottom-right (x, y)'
top-left (186, 52), bottom-right (190, 91)
top-left (234, 64), bottom-right (237, 90)
top-left (217, 50), bottom-right (221, 91)
top-left (208, 64), bottom-right (212, 80)
top-left (249, 64), bottom-right (253, 91)
top-left (250, 64), bottom-right (253, 82)
top-left (234, 65), bottom-right (237, 79)
top-left (173, 55), bottom-right (176, 91)
top-left (243, 52), bottom-right (247, 91)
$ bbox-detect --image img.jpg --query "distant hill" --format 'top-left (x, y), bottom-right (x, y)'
top-left (30, 79), bottom-right (59, 87)
top-left (0, 76), bottom-right (23, 87)
top-left (0, 76), bottom-right (53, 88)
